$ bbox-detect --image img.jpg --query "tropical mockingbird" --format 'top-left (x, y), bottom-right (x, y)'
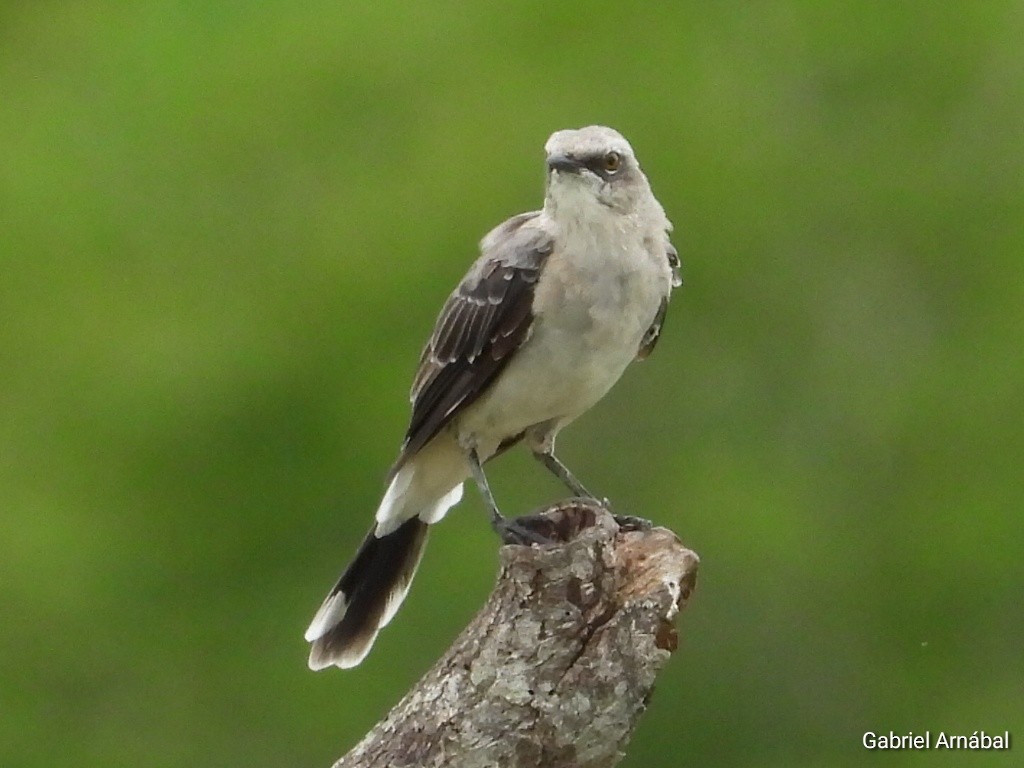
top-left (305, 125), bottom-right (681, 670)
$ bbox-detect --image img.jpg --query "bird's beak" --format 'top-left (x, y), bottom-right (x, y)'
top-left (546, 154), bottom-right (583, 174)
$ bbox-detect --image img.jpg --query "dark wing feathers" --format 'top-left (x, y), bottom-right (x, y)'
top-left (666, 240), bottom-right (683, 287)
top-left (399, 213), bottom-right (551, 460)
top-left (637, 237), bottom-right (681, 360)
top-left (637, 296), bottom-right (669, 360)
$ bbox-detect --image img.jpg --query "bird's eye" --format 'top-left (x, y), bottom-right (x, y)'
top-left (603, 152), bottom-right (621, 173)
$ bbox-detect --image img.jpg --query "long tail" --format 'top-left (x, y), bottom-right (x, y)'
top-left (304, 450), bottom-right (465, 670)
top-left (305, 517), bottom-right (428, 670)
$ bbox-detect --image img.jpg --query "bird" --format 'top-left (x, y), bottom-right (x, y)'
top-left (305, 125), bottom-right (681, 670)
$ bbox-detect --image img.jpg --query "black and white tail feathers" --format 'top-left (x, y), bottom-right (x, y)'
top-left (304, 518), bottom-right (428, 670)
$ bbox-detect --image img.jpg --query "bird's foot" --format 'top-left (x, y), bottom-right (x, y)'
top-left (565, 494), bottom-right (613, 511)
top-left (490, 502), bottom-right (653, 546)
top-left (572, 496), bottom-right (652, 531)
top-left (492, 513), bottom-right (556, 546)
top-left (612, 513), bottom-right (654, 532)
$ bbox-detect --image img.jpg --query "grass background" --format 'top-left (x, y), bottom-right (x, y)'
top-left (2, 2), bottom-right (1022, 766)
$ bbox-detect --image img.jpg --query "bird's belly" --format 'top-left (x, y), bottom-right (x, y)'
top-left (455, 263), bottom-right (664, 449)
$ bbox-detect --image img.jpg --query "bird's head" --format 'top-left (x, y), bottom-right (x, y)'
top-left (543, 126), bottom-right (652, 215)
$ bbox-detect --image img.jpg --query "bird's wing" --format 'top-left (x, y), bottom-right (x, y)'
top-left (397, 211), bottom-right (552, 462)
top-left (637, 238), bottom-right (681, 360)
top-left (637, 296), bottom-right (670, 360)
top-left (666, 240), bottom-right (683, 288)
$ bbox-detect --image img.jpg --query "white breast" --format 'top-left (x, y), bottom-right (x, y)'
top-left (456, 203), bottom-right (671, 450)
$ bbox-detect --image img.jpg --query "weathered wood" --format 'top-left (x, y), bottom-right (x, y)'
top-left (334, 500), bottom-right (699, 768)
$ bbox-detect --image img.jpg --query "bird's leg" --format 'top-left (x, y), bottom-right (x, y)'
top-left (532, 450), bottom-right (652, 528)
top-left (466, 445), bottom-right (549, 546)
top-left (530, 435), bottom-right (653, 528)
top-left (466, 445), bottom-right (503, 529)
top-left (532, 447), bottom-right (602, 503)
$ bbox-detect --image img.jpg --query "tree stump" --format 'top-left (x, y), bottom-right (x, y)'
top-left (333, 499), bottom-right (699, 768)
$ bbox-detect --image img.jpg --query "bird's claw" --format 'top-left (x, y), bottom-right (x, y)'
top-left (612, 513), bottom-right (653, 532)
top-left (492, 515), bottom-right (555, 546)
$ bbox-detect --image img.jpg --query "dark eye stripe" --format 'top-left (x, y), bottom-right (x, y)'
top-left (583, 152), bottom-right (624, 179)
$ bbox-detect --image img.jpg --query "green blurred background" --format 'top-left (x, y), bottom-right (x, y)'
top-left (2, 2), bottom-right (1022, 766)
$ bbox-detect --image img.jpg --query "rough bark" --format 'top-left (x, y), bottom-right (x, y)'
top-left (333, 499), bottom-right (699, 768)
